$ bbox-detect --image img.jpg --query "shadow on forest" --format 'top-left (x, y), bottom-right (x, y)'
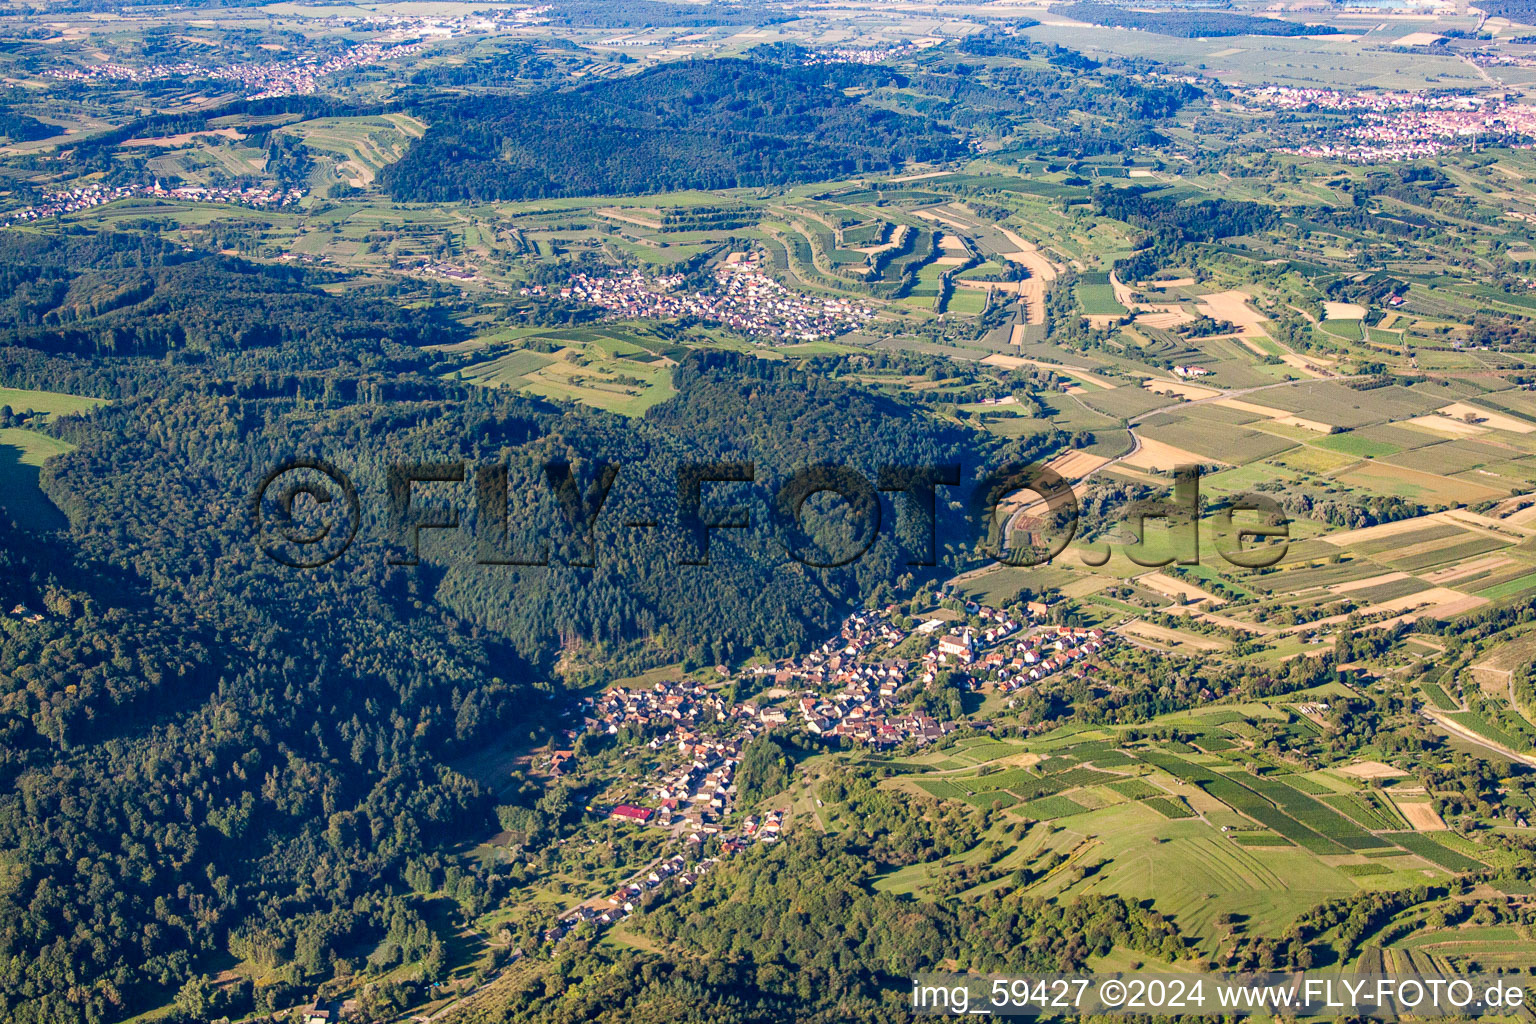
top-left (0, 440), bottom-right (66, 532)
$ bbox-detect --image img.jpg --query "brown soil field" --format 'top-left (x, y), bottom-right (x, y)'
top-left (1337, 760), bottom-right (1408, 779)
top-left (1120, 620), bottom-right (1229, 651)
top-left (1322, 515), bottom-right (1444, 548)
top-left (1196, 290), bottom-right (1267, 332)
top-left (1331, 571), bottom-right (1414, 594)
top-left (1121, 433), bottom-right (1223, 472)
top-left (1139, 571), bottom-right (1224, 606)
top-left (1423, 555), bottom-right (1517, 584)
top-left (1394, 801), bottom-right (1448, 831)
top-left (1434, 403), bottom-right (1535, 434)
top-left (1143, 378), bottom-right (1221, 401)
top-left (1404, 415), bottom-right (1488, 438)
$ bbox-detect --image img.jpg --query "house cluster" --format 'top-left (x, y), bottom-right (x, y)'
top-left (585, 679), bottom-right (739, 736)
top-left (748, 606), bottom-right (970, 748)
top-left (814, 703), bottom-right (958, 748)
top-left (544, 854), bottom-right (716, 944)
top-left (1470, 49), bottom-right (1536, 72)
top-left (540, 258), bottom-right (873, 341)
top-left (298, 998), bottom-right (353, 1024)
top-left (424, 261), bottom-right (478, 282)
top-left (3, 182), bottom-right (304, 227)
top-left (1239, 86), bottom-right (1483, 113)
top-left (331, 7), bottom-right (552, 35)
top-left (1319, 101), bottom-right (1536, 162)
top-left (1247, 88), bottom-right (1536, 162)
top-left (968, 625), bottom-right (1112, 695)
top-left (43, 40), bottom-right (426, 99)
top-left (753, 606), bottom-right (912, 684)
top-left (1173, 365), bottom-right (1213, 379)
top-left (799, 40), bottom-right (935, 66)
top-left (649, 728), bottom-right (750, 836)
top-left (741, 809), bottom-right (784, 843)
top-left (581, 680), bottom-right (766, 837)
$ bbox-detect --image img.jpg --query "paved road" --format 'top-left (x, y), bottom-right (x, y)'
top-left (1423, 708), bottom-right (1536, 770)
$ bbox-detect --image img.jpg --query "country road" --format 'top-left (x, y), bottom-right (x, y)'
top-left (1423, 708), bottom-right (1536, 770)
top-left (1126, 373), bottom-right (1369, 426)
top-left (948, 430), bottom-right (1146, 589)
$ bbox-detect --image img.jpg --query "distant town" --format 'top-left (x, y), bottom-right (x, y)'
top-left (44, 39), bottom-right (426, 100)
top-left (1240, 87), bottom-right (1536, 162)
top-left (524, 256), bottom-right (876, 340)
top-left (2, 182), bottom-right (305, 227)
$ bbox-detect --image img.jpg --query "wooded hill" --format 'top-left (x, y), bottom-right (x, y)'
top-left (382, 59), bottom-right (966, 202)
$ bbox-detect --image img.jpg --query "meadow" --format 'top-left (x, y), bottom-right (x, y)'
top-left (0, 428), bottom-right (73, 530)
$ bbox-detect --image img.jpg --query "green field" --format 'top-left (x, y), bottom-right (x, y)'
top-left (1143, 796), bottom-right (1194, 819)
top-left (0, 428), bottom-right (73, 529)
top-left (1313, 432), bottom-right (1402, 458)
top-left (1077, 272), bottom-right (1128, 316)
top-left (1445, 710), bottom-right (1532, 752)
top-left (0, 387), bottom-right (106, 420)
top-left (1047, 803), bottom-right (1358, 953)
top-left (277, 114), bottom-right (430, 187)
top-left (1388, 832), bottom-right (1485, 872)
top-left (1018, 795), bottom-right (1090, 819)
top-left (1107, 778), bottom-right (1163, 800)
top-left (455, 331), bottom-right (678, 416)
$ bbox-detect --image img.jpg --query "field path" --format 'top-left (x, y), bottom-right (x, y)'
top-left (994, 228), bottom-right (1060, 326)
top-left (1422, 708), bottom-right (1536, 769)
top-left (1127, 374), bottom-right (1370, 426)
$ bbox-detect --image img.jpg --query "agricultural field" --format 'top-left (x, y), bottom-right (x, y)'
top-left (275, 113), bottom-right (427, 191)
top-left (894, 695), bottom-right (1516, 941)
top-left (452, 326), bottom-right (679, 416)
top-left (0, 387), bottom-right (106, 420)
top-left (1077, 272), bottom-right (1128, 317)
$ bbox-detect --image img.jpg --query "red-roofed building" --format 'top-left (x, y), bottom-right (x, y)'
top-left (608, 804), bottom-right (654, 824)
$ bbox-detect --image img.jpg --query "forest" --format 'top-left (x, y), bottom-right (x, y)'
top-left (1053, 3), bottom-right (1338, 38)
top-left (1091, 185), bottom-right (1280, 279)
top-left (0, 231), bottom-right (459, 362)
top-left (381, 59), bottom-right (965, 202)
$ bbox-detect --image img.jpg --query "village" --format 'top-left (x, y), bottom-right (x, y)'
top-left (540, 853), bottom-right (720, 946)
top-left (1239, 87), bottom-right (1536, 162)
top-left (763, 603), bottom-right (1113, 742)
top-left (525, 597), bottom-right (1119, 946)
top-left (1309, 99), bottom-right (1536, 163)
top-left (2, 181), bottom-right (305, 227)
top-left (800, 40), bottom-right (937, 66)
top-left (525, 256), bottom-right (875, 341)
top-left (1238, 86), bottom-right (1486, 113)
top-left (568, 600), bottom-right (1121, 827)
top-left (44, 39), bottom-right (426, 100)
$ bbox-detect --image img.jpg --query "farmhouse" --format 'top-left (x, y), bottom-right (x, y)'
top-left (608, 804), bottom-right (654, 824)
